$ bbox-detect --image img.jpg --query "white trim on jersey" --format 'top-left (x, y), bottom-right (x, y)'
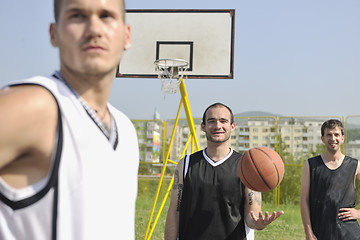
top-left (182, 148), bottom-right (255, 240)
top-left (0, 75), bottom-right (139, 240)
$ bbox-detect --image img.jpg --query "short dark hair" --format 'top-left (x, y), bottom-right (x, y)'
top-left (202, 103), bottom-right (234, 125)
top-left (321, 119), bottom-right (344, 136)
top-left (53, 0), bottom-right (126, 22)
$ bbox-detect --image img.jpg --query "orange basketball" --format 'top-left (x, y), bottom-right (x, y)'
top-left (238, 147), bottom-right (284, 192)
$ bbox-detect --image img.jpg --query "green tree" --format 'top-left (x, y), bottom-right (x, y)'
top-left (277, 133), bottom-right (302, 204)
top-left (346, 128), bottom-right (360, 142)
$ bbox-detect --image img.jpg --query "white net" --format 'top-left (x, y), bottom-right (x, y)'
top-left (154, 59), bottom-right (188, 94)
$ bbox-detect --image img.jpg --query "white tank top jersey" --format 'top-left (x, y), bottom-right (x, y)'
top-left (0, 74), bottom-right (140, 240)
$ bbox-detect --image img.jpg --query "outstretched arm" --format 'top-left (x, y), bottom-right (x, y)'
top-left (300, 160), bottom-right (317, 240)
top-left (244, 187), bottom-right (284, 230)
top-left (164, 159), bottom-right (184, 240)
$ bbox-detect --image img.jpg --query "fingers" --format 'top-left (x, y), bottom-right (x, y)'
top-left (250, 211), bottom-right (257, 220)
top-left (339, 208), bottom-right (349, 212)
top-left (275, 210), bottom-right (285, 218)
top-left (339, 214), bottom-right (352, 221)
top-left (338, 209), bottom-right (354, 221)
top-left (256, 210), bottom-right (283, 222)
top-left (250, 210), bottom-right (284, 230)
top-left (339, 214), bottom-right (353, 221)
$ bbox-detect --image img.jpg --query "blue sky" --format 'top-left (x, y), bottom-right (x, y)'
top-left (1, 0), bottom-right (359, 120)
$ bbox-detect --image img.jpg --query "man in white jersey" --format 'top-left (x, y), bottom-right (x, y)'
top-left (0, 0), bottom-right (139, 239)
top-left (164, 103), bottom-right (284, 240)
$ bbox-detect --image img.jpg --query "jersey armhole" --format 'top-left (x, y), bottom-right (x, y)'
top-left (0, 83), bottom-right (63, 210)
top-left (183, 155), bottom-right (190, 179)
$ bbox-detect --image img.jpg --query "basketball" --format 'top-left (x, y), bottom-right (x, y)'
top-left (238, 147), bottom-right (284, 192)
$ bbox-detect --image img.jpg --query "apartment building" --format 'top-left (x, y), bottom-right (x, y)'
top-left (134, 117), bottom-right (330, 163)
top-left (133, 120), bottom-right (163, 162)
top-left (164, 117), bottom-right (325, 161)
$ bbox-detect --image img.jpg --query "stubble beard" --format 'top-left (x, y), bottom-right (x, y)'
top-left (206, 132), bottom-right (231, 144)
top-left (61, 58), bottom-right (116, 82)
top-left (326, 142), bottom-right (341, 154)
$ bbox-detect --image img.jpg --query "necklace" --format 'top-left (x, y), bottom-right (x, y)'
top-left (95, 108), bottom-right (108, 124)
top-left (95, 108), bottom-right (111, 134)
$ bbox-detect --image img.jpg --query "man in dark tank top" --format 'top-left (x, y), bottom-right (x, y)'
top-left (301, 119), bottom-right (360, 240)
top-left (164, 103), bottom-right (284, 240)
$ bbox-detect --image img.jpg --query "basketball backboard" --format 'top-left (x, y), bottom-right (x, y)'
top-left (117, 9), bottom-right (235, 79)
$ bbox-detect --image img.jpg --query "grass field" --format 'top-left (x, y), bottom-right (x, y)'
top-left (136, 178), bottom-right (305, 240)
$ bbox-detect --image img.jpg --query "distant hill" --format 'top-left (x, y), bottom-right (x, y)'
top-left (234, 111), bottom-right (280, 117)
top-left (233, 112), bottom-right (360, 129)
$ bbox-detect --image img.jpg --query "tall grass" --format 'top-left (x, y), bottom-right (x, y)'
top-left (136, 177), bottom-right (171, 240)
top-left (136, 177), bottom-right (305, 240)
top-left (255, 203), bottom-right (304, 240)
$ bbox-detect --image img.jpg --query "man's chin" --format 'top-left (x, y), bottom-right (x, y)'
top-left (327, 146), bottom-right (339, 153)
top-left (208, 138), bottom-right (227, 144)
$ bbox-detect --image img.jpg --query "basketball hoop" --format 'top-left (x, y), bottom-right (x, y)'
top-left (154, 58), bottom-right (188, 94)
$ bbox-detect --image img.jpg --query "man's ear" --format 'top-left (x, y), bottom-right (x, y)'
top-left (201, 122), bottom-right (205, 132)
top-left (124, 24), bottom-right (131, 50)
top-left (341, 134), bottom-right (345, 144)
top-left (49, 23), bottom-right (58, 47)
top-left (231, 122), bottom-right (236, 132)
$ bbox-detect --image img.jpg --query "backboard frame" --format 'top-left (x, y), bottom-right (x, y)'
top-left (116, 9), bottom-right (235, 79)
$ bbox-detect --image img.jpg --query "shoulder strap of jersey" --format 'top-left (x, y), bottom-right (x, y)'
top-left (183, 155), bottom-right (190, 179)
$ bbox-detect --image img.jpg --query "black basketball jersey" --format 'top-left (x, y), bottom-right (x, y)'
top-left (179, 149), bottom-right (249, 240)
top-left (309, 155), bottom-right (360, 240)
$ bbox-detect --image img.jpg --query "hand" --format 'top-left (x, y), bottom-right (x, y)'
top-left (338, 208), bottom-right (360, 221)
top-left (249, 210), bottom-right (284, 230)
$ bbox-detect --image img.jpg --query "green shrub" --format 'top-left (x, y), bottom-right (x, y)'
top-left (279, 165), bottom-right (302, 205)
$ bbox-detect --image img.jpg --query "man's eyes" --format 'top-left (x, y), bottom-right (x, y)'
top-left (68, 12), bottom-right (115, 21)
top-left (70, 13), bottom-right (85, 19)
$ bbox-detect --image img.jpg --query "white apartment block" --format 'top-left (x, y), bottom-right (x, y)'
top-left (165, 118), bottom-right (325, 161)
top-left (135, 117), bottom-right (360, 163)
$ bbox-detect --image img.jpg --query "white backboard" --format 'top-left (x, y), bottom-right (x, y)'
top-left (117, 9), bottom-right (235, 79)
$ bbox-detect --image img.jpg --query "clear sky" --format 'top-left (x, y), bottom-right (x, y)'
top-left (1, 0), bottom-right (359, 120)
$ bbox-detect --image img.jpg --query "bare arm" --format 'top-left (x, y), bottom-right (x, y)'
top-left (300, 160), bottom-right (317, 240)
top-left (244, 187), bottom-right (284, 230)
top-left (338, 159), bottom-right (360, 222)
top-left (356, 159), bottom-right (360, 181)
top-left (164, 158), bottom-right (184, 240)
top-left (0, 85), bottom-right (57, 188)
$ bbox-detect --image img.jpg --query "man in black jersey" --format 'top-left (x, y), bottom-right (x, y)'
top-left (301, 119), bottom-right (360, 240)
top-left (165, 103), bottom-right (284, 240)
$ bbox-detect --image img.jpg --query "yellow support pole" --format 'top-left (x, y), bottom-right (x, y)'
top-left (179, 79), bottom-right (200, 151)
top-left (191, 136), bottom-right (194, 153)
top-left (162, 120), bottom-right (166, 164)
top-left (146, 137), bottom-right (192, 240)
top-left (273, 116), bottom-right (280, 207)
top-left (275, 116), bottom-right (280, 154)
top-left (146, 177), bottom-right (174, 240)
top-left (278, 187), bottom-right (281, 207)
top-left (144, 78), bottom-right (200, 239)
top-left (143, 101), bottom-right (183, 240)
top-left (146, 175), bottom-right (175, 239)
top-left (167, 159), bottom-right (178, 165)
